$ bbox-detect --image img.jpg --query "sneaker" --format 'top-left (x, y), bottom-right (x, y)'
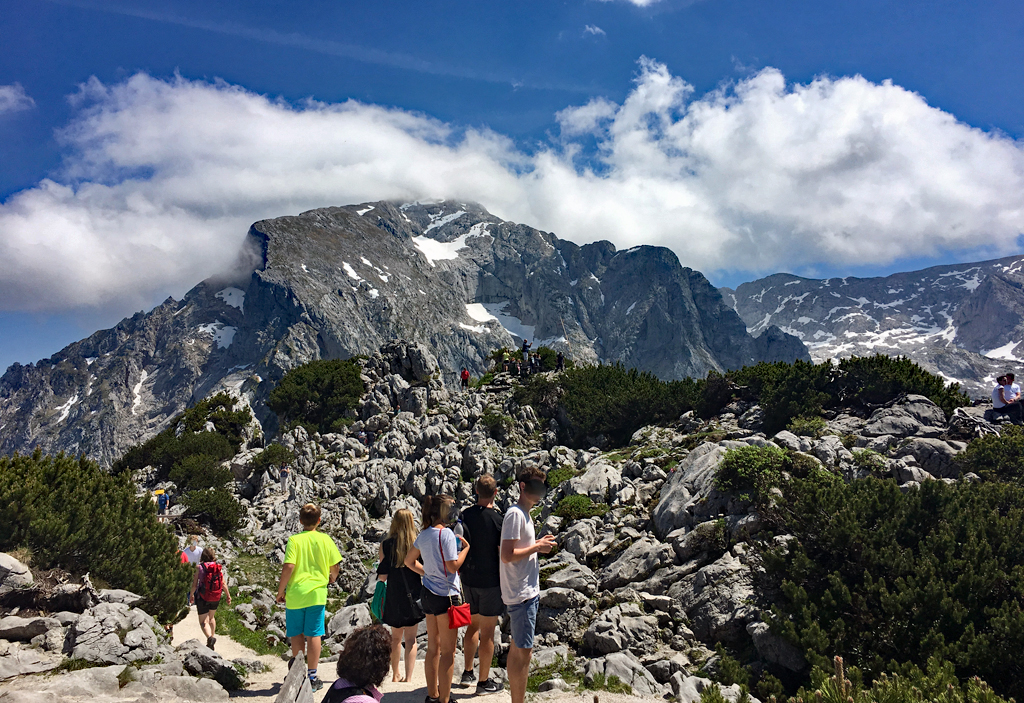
top-left (310, 677), bottom-right (324, 692)
top-left (460, 671), bottom-right (476, 686)
top-left (425, 696), bottom-right (441, 703)
top-left (206, 636), bottom-right (216, 650)
top-left (444, 696), bottom-right (458, 703)
top-left (476, 679), bottom-right (503, 694)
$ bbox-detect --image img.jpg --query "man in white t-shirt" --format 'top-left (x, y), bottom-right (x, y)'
top-left (993, 373), bottom-right (1023, 424)
top-left (500, 468), bottom-right (556, 703)
top-left (183, 535), bottom-right (203, 564)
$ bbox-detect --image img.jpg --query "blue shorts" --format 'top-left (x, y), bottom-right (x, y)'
top-left (286, 605), bottom-right (326, 639)
top-left (507, 596), bottom-right (539, 650)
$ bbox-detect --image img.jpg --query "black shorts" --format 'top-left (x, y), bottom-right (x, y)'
top-left (196, 598), bottom-right (220, 615)
top-left (465, 586), bottom-right (504, 618)
top-left (421, 587), bottom-right (460, 617)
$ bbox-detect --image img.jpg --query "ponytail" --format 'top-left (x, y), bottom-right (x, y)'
top-left (421, 494), bottom-right (454, 529)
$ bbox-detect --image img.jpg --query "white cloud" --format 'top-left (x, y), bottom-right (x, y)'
top-left (0, 83), bottom-right (35, 114)
top-left (1, 61), bottom-right (1023, 314)
top-left (583, 25), bottom-right (607, 37)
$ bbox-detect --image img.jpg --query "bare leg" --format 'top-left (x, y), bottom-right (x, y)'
top-left (463, 616), bottom-right (480, 676)
top-left (198, 612), bottom-right (214, 639)
top-left (437, 614), bottom-right (459, 703)
top-left (425, 615), bottom-right (441, 699)
top-left (290, 634), bottom-right (306, 660)
top-left (391, 626), bottom-right (404, 681)
top-left (404, 625), bottom-right (418, 682)
top-left (507, 642), bottom-right (533, 703)
top-left (476, 616), bottom-right (499, 683)
top-left (306, 636), bottom-right (322, 673)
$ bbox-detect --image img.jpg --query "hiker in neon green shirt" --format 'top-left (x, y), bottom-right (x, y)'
top-left (277, 503), bottom-right (342, 693)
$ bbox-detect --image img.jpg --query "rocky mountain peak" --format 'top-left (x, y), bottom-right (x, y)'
top-left (0, 200), bottom-right (806, 466)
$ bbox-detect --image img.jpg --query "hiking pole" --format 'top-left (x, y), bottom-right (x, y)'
top-left (560, 317), bottom-right (573, 358)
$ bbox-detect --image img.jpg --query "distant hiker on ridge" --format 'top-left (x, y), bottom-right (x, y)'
top-left (460, 367), bottom-right (470, 390)
top-left (556, 351), bottom-right (565, 372)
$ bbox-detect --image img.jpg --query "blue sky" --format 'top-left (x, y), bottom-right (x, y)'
top-left (1, 0), bottom-right (1023, 372)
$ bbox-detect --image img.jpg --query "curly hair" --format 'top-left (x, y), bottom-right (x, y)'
top-left (335, 624), bottom-right (391, 688)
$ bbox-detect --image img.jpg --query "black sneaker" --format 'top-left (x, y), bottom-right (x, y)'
top-left (310, 677), bottom-right (324, 692)
top-left (207, 636), bottom-right (216, 650)
top-left (460, 671), bottom-right (476, 686)
top-left (444, 696), bottom-right (458, 703)
top-left (425, 696), bottom-right (441, 703)
top-left (476, 679), bottom-right (502, 694)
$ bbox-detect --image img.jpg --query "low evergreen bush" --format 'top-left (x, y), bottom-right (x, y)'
top-left (267, 358), bottom-right (364, 435)
top-left (553, 494), bottom-right (608, 520)
top-left (715, 445), bottom-right (787, 504)
top-left (760, 477), bottom-right (1024, 700)
top-left (0, 451), bottom-right (193, 622)
top-left (956, 425), bottom-right (1024, 484)
top-left (248, 443), bottom-right (295, 474)
top-left (113, 392), bottom-right (248, 534)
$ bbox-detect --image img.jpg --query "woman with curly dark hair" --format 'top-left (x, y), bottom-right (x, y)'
top-left (321, 624), bottom-right (391, 703)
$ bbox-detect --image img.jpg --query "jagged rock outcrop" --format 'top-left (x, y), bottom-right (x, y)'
top-left (721, 255), bottom-right (1024, 398)
top-left (0, 201), bottom-right (806, 466)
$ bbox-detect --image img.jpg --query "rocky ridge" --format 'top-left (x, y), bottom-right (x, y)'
top-left (0, 200), bottom-right (806, 467)
top-left (0, 340), bottom-right (1001, 701)
top-left (720, 255), bottom-right (1024, 398)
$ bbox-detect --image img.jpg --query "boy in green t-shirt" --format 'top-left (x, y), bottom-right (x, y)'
top-left (276, 503), bottom-right (342, 692)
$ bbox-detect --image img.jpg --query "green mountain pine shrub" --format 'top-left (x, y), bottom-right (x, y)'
top-left (267, 358), bottom-right (364, 435)
top-left (112, 392), bottom-right (249, 533)
top-left (0, 451), bottom-right (193, 622)
top-left (760, 477), bottom-right (1024, 700)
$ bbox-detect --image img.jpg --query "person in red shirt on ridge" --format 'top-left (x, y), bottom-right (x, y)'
top-left (460, 367), bottom-right (470, 390)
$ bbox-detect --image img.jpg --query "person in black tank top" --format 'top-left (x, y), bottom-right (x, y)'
top-left (456, 475), bottom-right (505, 693)
top-left (376, 509), bottom-right (424, 683)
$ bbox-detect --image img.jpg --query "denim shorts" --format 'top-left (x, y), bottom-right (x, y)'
top-left (285, 605), bottom-right (326, 638)
top-left (507, 596), bottom-right (539, 650)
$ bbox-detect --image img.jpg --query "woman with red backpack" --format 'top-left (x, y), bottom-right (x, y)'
top-left (189, 547), bottom-right (232, 650)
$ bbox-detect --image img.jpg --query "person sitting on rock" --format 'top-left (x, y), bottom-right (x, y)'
top-left (321, 624), bottom-right (391, 703)
top-left (992, 374), bottom-right (1023, 424)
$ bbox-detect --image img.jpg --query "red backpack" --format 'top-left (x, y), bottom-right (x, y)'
top-left (198, 562), bottom-right (224, 602)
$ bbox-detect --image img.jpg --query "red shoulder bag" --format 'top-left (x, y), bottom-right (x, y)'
top-left (439, 529), bottom-right (471, 629)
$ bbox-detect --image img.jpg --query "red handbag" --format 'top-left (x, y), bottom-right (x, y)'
top-left (439, 529), bottom-right (471, 629)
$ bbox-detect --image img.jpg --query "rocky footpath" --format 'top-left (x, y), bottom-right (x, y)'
top-left (0, 554), bottom-right (258, 700)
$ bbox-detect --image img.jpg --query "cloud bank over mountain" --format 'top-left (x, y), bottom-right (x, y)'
top-left (1, 59), bottom-right (1022, 312)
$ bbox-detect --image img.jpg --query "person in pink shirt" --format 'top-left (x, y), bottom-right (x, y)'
top-left (321, 624), bottom-right (391, 703)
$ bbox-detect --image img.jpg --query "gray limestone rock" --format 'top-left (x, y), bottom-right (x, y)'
top-left (327, 603), bottom-right (372, 641)
top-left (895, 437), bottom-right (961, 479)
top-left (599, 537), bottom-right (675, 591)
top-left (0, 615), bottom-right (61, 642)
top-left (0, 641), bottom-right (63, 679)
top-left (746, 621), bottom-right (805, 672)
top-left (582, 603), bottom-right (660, 655)
top-left (668, 551), bottom-right (756, 645)
top-left (0, 553), bottom-right (33, 593)
top-left (584, 651), bottom-right (664, 696)
top-left (182, 644), bottom-right (247, 690)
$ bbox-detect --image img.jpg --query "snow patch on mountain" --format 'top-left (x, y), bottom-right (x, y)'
top-left (216, 287), bottom-right (245, 312)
